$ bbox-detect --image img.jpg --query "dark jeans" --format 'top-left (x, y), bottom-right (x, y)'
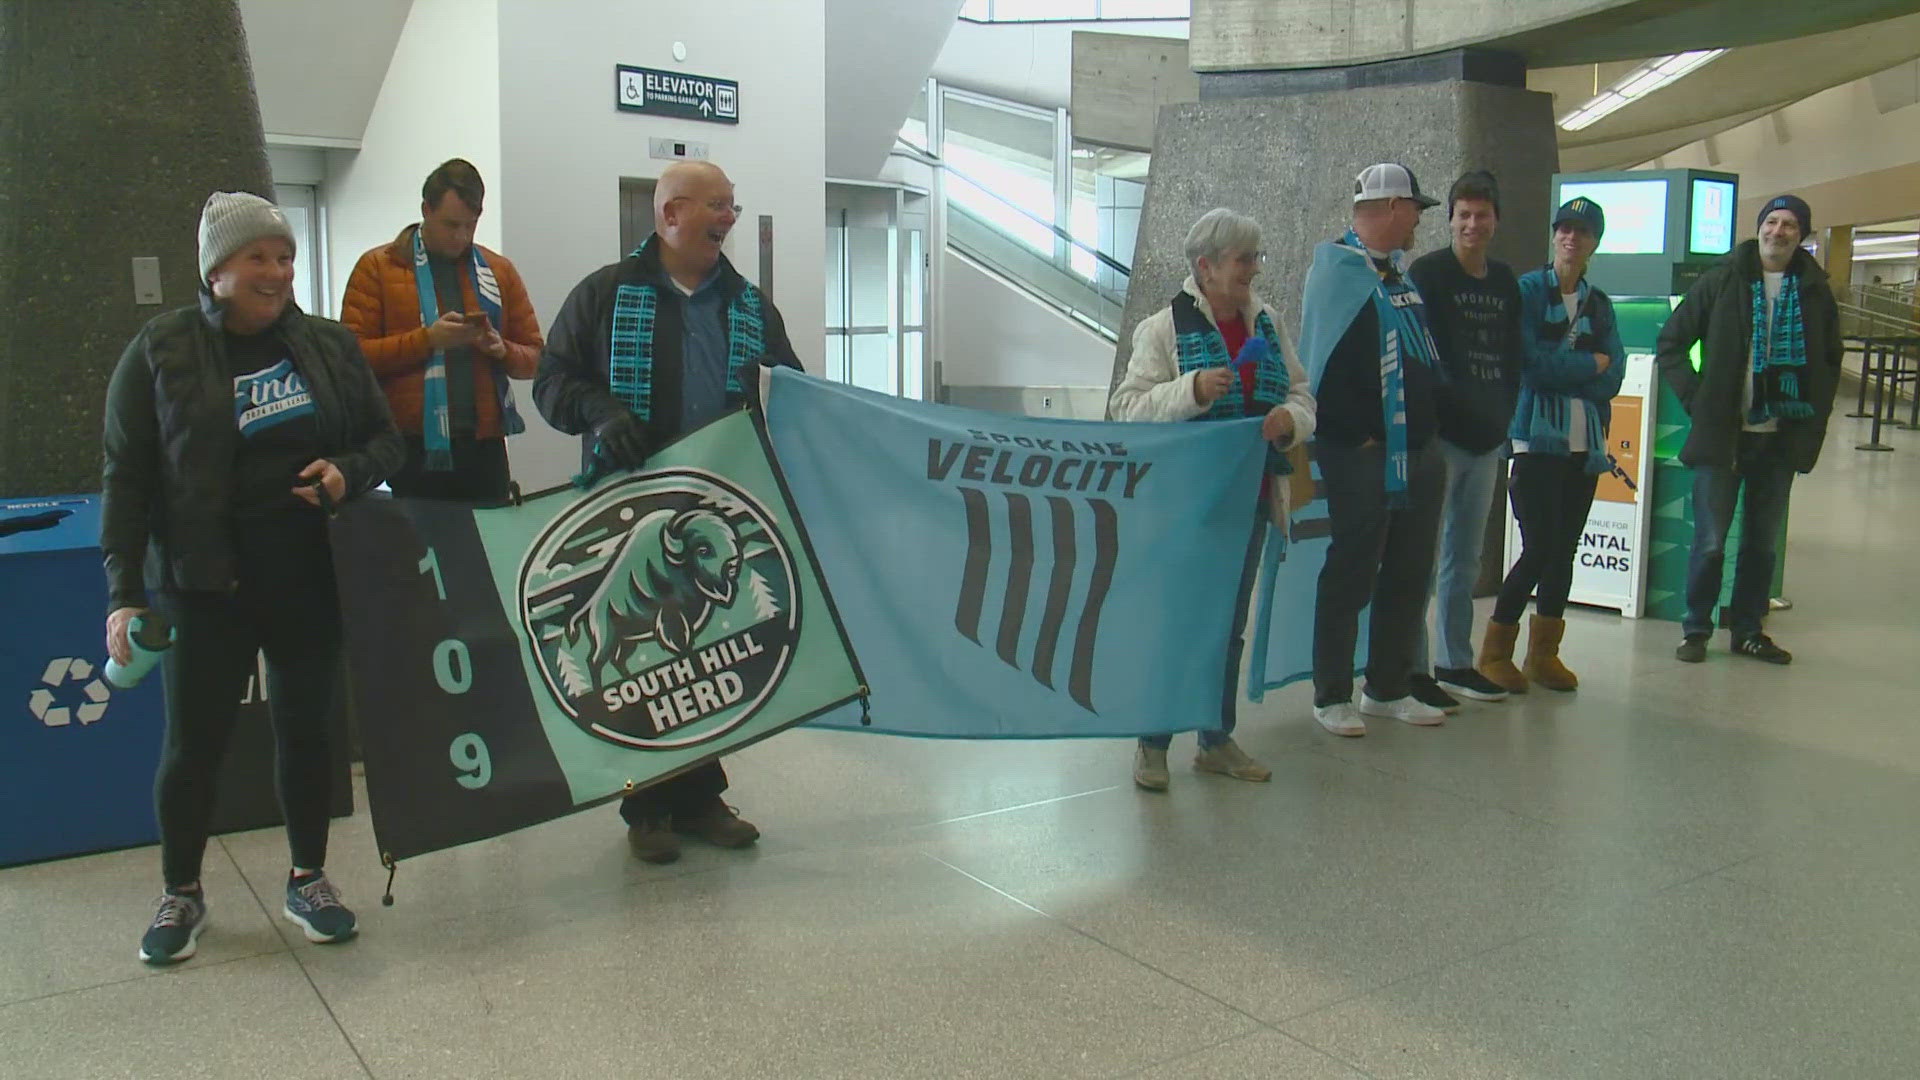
top-left (155, 512), bottom-right (341, 888)
top-left (387, 435), bottom-right (513, 502)
top-left (1684, 433), bottom-right (1795, 639)
top-left (618, 762), bottom-right (730, 826)
top-left (1313, 443), bottom-right (1445, 706)
top-left (1494, 454), bottom-right (1598, 623)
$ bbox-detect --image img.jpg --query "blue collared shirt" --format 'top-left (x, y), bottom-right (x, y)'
top-left (675, 264), bottom-right (730, 434)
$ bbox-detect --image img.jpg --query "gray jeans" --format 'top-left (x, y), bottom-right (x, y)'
top-left (1312, 443), bottom-right (1445, 706)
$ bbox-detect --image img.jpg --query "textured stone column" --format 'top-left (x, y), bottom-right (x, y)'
top-left (0, 0), bottom-right (272, 497)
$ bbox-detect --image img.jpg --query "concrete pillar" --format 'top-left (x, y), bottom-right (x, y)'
top-left (0, 0), bottom-right (272, 497)
top-left (1823, 225), bottom-right (1854, 296)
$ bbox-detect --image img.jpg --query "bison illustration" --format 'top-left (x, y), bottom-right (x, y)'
top-left (568, 506), bottom-right (744, 674)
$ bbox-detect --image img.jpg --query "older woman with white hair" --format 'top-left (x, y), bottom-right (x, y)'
top-left (1110, 206), bottom-right (1316, 792)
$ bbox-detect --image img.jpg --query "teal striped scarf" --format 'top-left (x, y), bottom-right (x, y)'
top-left (1749, 274), bottom-right (1814, 423)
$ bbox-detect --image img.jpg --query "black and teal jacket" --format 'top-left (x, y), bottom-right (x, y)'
top-left (533, 236), bottom-right (802, 478)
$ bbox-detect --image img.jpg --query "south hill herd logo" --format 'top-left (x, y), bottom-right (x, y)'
top-left (517, 471), bottom-right (799, 750)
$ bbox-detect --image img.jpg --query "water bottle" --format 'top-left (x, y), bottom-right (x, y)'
top-left (105, 611), bottom-right (175, 690)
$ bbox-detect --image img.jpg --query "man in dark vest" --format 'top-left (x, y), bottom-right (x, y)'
top-left (534, 160), bottom-right (802, 863)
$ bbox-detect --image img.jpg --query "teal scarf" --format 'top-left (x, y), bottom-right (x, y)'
top-left (1170, 290), bottom-right (1293, 477)
top-left (410, 229), bottom-right (523, 469)
top-left (607, 258), bottom-right (767, 423)
top-left (1526, 267), bottom-right (1608, 474)
top-left (1749, 274), bottom-right (1814, 423)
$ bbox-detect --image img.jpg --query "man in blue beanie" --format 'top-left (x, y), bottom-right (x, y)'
top-left (1655, 194), bottom-right (1840, 665)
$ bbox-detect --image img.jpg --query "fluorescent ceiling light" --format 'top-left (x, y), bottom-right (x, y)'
top-left (1558, 49), bottom-right (1727, 131)
top-left (1854, 250), bottom-right (1919, 262)
top-left (1853, 232), bottom-right (1920, 247)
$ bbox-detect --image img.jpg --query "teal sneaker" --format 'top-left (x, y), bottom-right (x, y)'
top-left (139, 889), bottom-right (208, 965)
top-left (284, 873), bottom-right (358, 944)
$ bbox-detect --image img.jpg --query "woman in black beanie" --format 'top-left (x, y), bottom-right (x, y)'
top-left (101, 191), bottom-right (402, 965)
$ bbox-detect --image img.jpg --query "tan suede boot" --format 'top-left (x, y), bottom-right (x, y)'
top-left (1476, 620), bottom-right (1528, 694)
top-left (1523, 615), bottom-right (1578, 691)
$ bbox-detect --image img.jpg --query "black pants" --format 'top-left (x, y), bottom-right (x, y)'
top-left (618, 762), bottom-right (729, 826)
top-left (1494, 453), bottom-right (1598, 623)
top-left (387, 435), bottom-right (512, 502)
top-left (1313, 443), bottom-right (1445, 706)
top-left (155, 512), bottom-right (342, 888)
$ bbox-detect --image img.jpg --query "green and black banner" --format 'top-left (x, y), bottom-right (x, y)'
top-left (330, 410), bottom-right (863, 862)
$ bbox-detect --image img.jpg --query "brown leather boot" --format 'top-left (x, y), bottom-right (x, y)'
top-left (1476, 619), bottom-right (1528, 694)
top-left (1523, 615), bottom-right (1578, 691)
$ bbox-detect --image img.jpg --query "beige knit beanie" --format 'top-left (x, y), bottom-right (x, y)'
top-left (197, 191), bottom-right (296, 284)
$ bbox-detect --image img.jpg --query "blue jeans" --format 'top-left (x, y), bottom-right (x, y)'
top-left (1415, 439), bottom-right (1503, 673)
top-left (1684, 436), bottom-right (1794, 640)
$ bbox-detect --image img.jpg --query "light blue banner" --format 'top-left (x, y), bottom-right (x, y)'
top-left (1246, 449), bottom-right (1369, 700)
top-left (765, 369), bottom-right (1266, 739)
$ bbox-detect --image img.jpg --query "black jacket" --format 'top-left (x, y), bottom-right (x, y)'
top-left (1655, 241), bottom-right (1841, 473)
top-left (1313, 290), bottom-right (1439, 451)
top-left (100, 295), bottom-right (404, 611)
top-left (533, 236), bottom-right (802, 478)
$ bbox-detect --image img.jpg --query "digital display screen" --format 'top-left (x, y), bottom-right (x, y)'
top-left (1689, 179), bottom-right (1736, 255)
top-left (1559, 179), bottom-right (1669, 255)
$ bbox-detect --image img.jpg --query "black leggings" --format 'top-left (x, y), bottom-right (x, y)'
top-left (1494, 453), bottom-right (1597, 623)
top-left (154, 513), bottom-right (342, 888)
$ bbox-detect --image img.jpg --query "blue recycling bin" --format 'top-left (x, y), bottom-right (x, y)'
top-left (0, 493), bottom-right (353, 869)
top-left (0, 494), bottom-right (168, 866)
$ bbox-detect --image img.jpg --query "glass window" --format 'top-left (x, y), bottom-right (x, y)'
top-left (904, 229), bottom-right (925, 327)
top-left (992, 0), bottom-right (1098, 18)
top-left (942, 91), bottom-right (1056, 257)
top-left (902, 331), bottom-right (924, 401)
top-left (273, 183), bottom-right (321, 317)
top-left (824, 224), bottom-right (847, 329)
top-left (822, 335), bottom-right (849, 383)
top-left (846, 227), bottom-right (894, 328)
top-left (849, 334), bottom-right (895, 395)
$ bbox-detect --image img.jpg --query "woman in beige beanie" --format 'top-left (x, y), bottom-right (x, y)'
top-left (100, 190), bottom-right (403, 965)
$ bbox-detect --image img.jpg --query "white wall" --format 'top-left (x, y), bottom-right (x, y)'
top-left (933, 18), bottom-right (1186, 111)
top-left (238, 0), bottom-right (413, 145)
top-left (942, 250), bottom-right (1113, 392)
top-left (496, 0), bottom-right (828, 491)
top-left (320, 0), bottom-right (503, 314)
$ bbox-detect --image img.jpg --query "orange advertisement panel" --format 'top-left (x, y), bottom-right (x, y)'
top-left (1596, 394), bottom-right (1643, 505)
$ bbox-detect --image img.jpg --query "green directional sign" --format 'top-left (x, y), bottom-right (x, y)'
top-left (616, 65), bottom-right (739, 125)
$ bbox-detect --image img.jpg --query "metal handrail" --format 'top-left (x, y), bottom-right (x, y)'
top-left (892, 139), bottom-right (1132, 279)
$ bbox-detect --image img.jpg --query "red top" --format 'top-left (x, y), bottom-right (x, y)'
top-left (1215, 313), bottom-right (1255, 411)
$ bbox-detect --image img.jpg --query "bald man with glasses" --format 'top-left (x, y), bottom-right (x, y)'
top-left (535, 160), bottom-right (803, 864)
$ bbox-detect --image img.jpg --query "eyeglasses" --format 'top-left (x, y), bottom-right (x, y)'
top-left (671, 196), bottom-right (742, 216)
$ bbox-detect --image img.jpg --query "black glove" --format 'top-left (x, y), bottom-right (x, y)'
top-left (591, 413), bottom-right (649, 470)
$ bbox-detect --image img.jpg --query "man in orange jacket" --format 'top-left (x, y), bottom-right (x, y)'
top-left (341, 159), bottom-right (542, 500)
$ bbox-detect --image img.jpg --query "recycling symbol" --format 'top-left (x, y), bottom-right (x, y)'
top-left (27, 657), bottom-right (110, 727)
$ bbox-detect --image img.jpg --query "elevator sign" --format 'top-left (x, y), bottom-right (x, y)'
top-left (616, 65), bottom-right (739, 125)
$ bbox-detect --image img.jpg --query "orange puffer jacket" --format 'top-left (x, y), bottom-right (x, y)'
top-left (339, 224), bottom-right (542, 439)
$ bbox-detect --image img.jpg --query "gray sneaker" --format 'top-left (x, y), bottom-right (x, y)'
top-left (1132, 745), bottom-right (1170, 791)
top-left (139, 890), bottom-right (208, 965)
top-left (1194, 738), bottom-right (1271, 782)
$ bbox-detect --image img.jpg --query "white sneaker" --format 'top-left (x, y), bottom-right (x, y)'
top-left (1359, 690), bottom-right (1445, 726)
top-left (1313, 702), bottom-right (1366, 737)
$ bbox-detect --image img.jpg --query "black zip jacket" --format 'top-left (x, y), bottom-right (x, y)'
top-left (100, 294), bottom-right (403, 611)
